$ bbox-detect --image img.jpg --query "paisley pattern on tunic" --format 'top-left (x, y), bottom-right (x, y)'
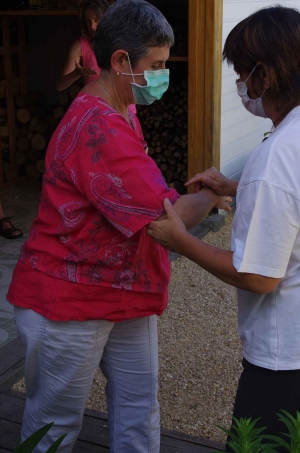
top-left (58, 201), bottom-right (86, 228)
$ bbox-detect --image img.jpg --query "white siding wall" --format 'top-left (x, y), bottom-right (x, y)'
top-left (221, 0), bottom-right (300, 179)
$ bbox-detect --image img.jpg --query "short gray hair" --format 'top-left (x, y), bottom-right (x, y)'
top-left (94, 0), bottom-right (174, 70)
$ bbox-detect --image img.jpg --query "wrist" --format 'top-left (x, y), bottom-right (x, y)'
top-left (200, 186), bottom-right (219, 203)
top-left (230, 180), bottom-right (239, 196)
top-left (73, 66), bottom-right (81, 77)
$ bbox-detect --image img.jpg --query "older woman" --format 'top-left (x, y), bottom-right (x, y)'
top-left (148, 5), bottom-right (300, 441)
top-left (8, 1), bottom-right (228, 451)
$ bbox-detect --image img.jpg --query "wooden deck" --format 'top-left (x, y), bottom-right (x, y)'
top-left (0, 391), bottom-right (225, 452)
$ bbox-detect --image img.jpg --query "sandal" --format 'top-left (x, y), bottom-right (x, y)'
top-left (0, 217), bottom-right (23, 240)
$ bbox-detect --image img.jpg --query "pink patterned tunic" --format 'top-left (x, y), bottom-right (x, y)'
top-left (8, 94), bottom-right (179, 321)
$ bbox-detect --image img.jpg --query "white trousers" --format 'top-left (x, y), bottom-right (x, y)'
top-left (15, 306), bottom-right (160, 453)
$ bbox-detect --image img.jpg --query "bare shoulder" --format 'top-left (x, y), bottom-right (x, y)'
top-left (68, 39), bottom-right (82, 58)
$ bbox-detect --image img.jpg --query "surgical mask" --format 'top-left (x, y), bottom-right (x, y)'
top-left (236, 66), bottom-right (268, 118)
top-left (121, 53), bottom-right (170, 105)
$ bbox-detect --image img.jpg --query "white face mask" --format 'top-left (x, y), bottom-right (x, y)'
top-left (236, 66), bottom-right (268, 118)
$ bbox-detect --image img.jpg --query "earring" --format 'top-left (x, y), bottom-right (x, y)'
top-left (116, 71), bottom-right (120, 76)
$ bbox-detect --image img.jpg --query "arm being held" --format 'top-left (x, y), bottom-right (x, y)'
top-left (168, 187), bottom-right (231, 231)
top-left (147, 198), bottom-right (281, 295)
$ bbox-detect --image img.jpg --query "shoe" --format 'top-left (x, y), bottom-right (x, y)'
top-left (0, 217), bottom-right (23, 239)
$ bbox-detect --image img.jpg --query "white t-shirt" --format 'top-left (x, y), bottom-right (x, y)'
top-left (232, 106), bottom-right (300, 370)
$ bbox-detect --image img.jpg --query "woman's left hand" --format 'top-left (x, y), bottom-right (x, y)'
top-left (147, 195), bottom-right (232, 251)
top-left (147, 198), bottom-right (187, 251)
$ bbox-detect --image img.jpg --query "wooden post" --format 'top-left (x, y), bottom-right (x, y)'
top-left (17, 16), bottom-right (28, 96)
top-left (203, 0), bottom-right (223, 171)
top-left (0, 136), bottom-right (3, 186)
top-left (188, 0), bottom-right (223, 186)
top-left (2, 17), bottom-right (18, 178)
top-left (188, 0), bottom-right (206, 184)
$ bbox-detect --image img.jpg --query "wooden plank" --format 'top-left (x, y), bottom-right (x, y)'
top-left (0, 338), bottom-right (25, 376)
top-left (0, 418), bottom-right (108, 453)
top-left (2, 17), bottom-right (18, 178)
top-left (188, 0), bottom-right (206, 189)
top-left (73, 441), bottom-right (109, 452)
top-left (0, 45), bottom-right (18, 55)
top-left (3, 389), bottom-right (26, 399)
top-left (0, 393), bottom-right (25, 423)
top-left (0, 392), bottom-right (224, 452)
top-left (203, 0), bottom-right (223, 170)
top-left (17, 17), bottom-right (28, 96)
top-left (0, 420), bottom-right (20, 451)
top-left (168, 57), bottom-right (188, 62)
top-left (0, 394), bottom-right (111, 448)
top-left (0, 11), bottom-right (78, 16)
top-left (161, 427), bottom-right (225, 450)
top-left (0, 337), bottom-right (25, 392)
top-left (161, 435), bottom-right (219, 452)
top-left (0, 137), bottom-right (4, 186)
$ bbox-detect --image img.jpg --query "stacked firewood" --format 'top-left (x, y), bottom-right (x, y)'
top-left (0, 83), bottom-right (82, 182)
top-left (170, 23), bottom-right (188, 57)
top-left (0, 72), bottom-right (189, 187)
top-left (137, 79), bottom-right (188, 188)
top-left (38, 0), bottom-right (78, 10)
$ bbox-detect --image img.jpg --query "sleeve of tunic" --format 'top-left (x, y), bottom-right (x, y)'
top-left (69, 107), bottom-right (180, 238)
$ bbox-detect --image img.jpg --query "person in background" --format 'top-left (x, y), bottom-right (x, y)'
top-left (0, 200), bottom-right (23, 239)
top-left (148, 5), bottom-right (300, 444)
top-left (57, 0), bottom-right (136, 114)
top-left (56, 0), bottom-right (110, 91)
top-left (8, 1), bottom-right (230, 451)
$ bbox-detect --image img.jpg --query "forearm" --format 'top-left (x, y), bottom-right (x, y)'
top-left (56, 68), bottom-right (82, 91)
top-left (172, 188), bottom-right (219, 230)
top-left (174, 231), bottom-right (279, 294)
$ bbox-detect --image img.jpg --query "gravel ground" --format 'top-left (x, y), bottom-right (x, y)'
top-left (13, 212), bottom-right (242, 442)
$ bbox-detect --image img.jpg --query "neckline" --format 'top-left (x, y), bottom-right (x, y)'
top-left (77, 93), bottom-right (136, 131)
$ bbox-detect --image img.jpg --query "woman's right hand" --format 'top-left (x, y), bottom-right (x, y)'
top-left (75, 61), bottom-right (98, 77)
top-left (185, 167), bottom-right (238, 197)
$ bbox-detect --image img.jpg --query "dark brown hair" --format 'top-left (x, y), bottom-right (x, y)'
top-left (223, 6), bottom-right (300, 108)
top-left (78, 0), bottom-right (110, 38)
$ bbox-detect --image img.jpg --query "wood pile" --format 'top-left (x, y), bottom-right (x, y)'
top-left (0, 77), bottom-right (82, 182)
top-left (46, 0), bottom-right (78, 10)
top-left (171, 23), bottom-right (188, 57)
top-left (137, 78), bottom-right (188, 190)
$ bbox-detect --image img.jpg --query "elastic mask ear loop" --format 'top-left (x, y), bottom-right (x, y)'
top-left (127, 52), bottom-right (136, 84)
top-left (245, 65), bottom-right (257, 83)
top-left (120, 52), bottom-right (144, 80)
top-left (245, 65), bottom-right (266, 98)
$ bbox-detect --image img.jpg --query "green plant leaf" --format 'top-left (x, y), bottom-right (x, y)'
top-left (19, 423), bottom-right (54, 452)
top-left (264, 435), bottom-right (290, 449)
top-left (45, 433), bottom-right (67, 453)
top-left (213, 416), bottom-right (282, 453)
